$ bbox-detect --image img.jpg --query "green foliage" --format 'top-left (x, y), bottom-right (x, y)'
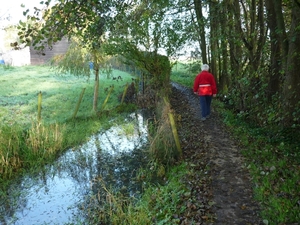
top-left (104, 40), bottom-right (172, 92)
top-left (50, 40), bottom-right (91, 77)
top-left (134, 163), bottom-right (189, 225)
top-left (18, 0), bottom-right (117, 51)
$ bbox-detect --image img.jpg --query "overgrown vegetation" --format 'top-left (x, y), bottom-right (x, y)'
top-left (4, 0), bottom-right (298, 222)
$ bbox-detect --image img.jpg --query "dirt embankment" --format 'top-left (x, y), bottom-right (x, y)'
top-left (170, 82), bottom-right (263, 225)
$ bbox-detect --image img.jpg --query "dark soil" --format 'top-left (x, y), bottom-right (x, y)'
top-left (170, 82), bottom-right (263, 225)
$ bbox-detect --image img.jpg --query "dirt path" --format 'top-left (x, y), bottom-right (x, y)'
top-left (170, 82), bottom-right (263, 225)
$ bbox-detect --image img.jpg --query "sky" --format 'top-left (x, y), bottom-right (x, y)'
top-left (0, 0), bottom-right (47, 26)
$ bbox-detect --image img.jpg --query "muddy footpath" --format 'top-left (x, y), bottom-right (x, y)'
top-left (170, 82), bottom-right (263, 225)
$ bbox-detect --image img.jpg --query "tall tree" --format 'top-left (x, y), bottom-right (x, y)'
top-left (18, 0), bottom-right (191, 111)
top-left (218, 0), bottom-right (230, 92)
top-left (283, 1), bottom-right (300, 125)
top-left (208, 0), bottom-right (219, 78)
top-left (18, 0), bottom-right (128, 111)
top-left (265, 0), bottom-right (282, 97)
top-left (105, 0), bottom-right (188, 91)
top-left (193, 0), bottom-right (208, 64)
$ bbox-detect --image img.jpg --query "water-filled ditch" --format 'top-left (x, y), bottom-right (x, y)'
top-left (1, 110), bottom-right (151, 224)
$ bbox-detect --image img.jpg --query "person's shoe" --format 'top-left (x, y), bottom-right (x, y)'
top-left (206, 115), bottom-right (210, 119)
top-left (201, 117), bottom-right (206, 121)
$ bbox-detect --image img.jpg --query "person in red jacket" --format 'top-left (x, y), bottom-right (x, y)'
top-left (193, 64), bottom-right (217, 121)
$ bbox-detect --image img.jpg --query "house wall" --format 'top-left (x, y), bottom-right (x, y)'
top-left (30, 38), bottom-right (70, 65)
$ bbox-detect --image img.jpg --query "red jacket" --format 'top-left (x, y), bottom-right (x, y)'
top-left (193, 71), bottom-right (217, 96)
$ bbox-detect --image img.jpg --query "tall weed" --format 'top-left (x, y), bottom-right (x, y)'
top-left (26, 121), bottom-right (65, 158)
top-left (0, 126), bottom-right (23, 178)
top-left (149, 98), bottom-right (179, 166)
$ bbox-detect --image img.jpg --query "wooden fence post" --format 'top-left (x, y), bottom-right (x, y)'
top-left (72, 88), bottom-right (86, 119)
top-left (101, 85), bottom-right (114, 111)
top-left (37, 91), bottom-right (42, 122)
top-left (121, 83), bottom-right (129, 104)
top-left (168, 112), bottom-right (182, 158)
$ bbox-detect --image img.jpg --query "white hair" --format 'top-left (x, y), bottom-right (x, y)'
top-left (201, 64), bottom-right (209, 71)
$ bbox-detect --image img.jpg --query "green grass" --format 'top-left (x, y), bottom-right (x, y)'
top-left (129, 163), bottom-right (189, 225)
top-left (0, 63), bottom-right (195, 225)
top-left (0, 65), bottom-right (134, 126)
top-left (0, 65), bottom-right (136, 182)
top-left (171, 62), bottom-right (196, 87)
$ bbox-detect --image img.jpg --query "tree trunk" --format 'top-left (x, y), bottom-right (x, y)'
top-left (209, 0), bottom-right (219, 79)
top-left (193, 0), bottom-right (208, 63)
top-left (273, 0), bottom-right (289, 71)
top-left (218, 1), bottom-right (230, 93)
top-left (253, 0), bottom-right (266, 71)
top-left (93, 67), bottom-right (100, 112)
top-left (228, 1), bottom-right (243, 82)
top-left (265, 0), bottom-right (281, 98)
top-left (283, 2), bottom-right (300, 125)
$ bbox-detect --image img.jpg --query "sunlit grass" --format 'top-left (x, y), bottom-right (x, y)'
top-left (0, 125), bottom-right (23, 177)
top-left (26, 121), bottom-right (65, 157)
top-left (148, 98), bottom-right (180, 165)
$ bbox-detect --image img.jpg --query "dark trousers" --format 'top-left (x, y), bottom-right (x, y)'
top-left (199, 95), bottom-right (212, 118)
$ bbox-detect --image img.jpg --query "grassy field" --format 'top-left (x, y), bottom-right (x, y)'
top-left (0, 65), bottom-right (134, 126)
top-left (0, 65), bottom-right (136, 181)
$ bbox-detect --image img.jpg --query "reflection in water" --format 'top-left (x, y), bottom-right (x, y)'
top-left (0, 110), bottom-right (151, 225)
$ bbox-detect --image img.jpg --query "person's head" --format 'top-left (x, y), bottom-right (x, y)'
top-left (201, 64), bottom-right (209, 71)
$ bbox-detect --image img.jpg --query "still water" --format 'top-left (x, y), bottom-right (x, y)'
top-left (1, 110), bottom-right (151, 225)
